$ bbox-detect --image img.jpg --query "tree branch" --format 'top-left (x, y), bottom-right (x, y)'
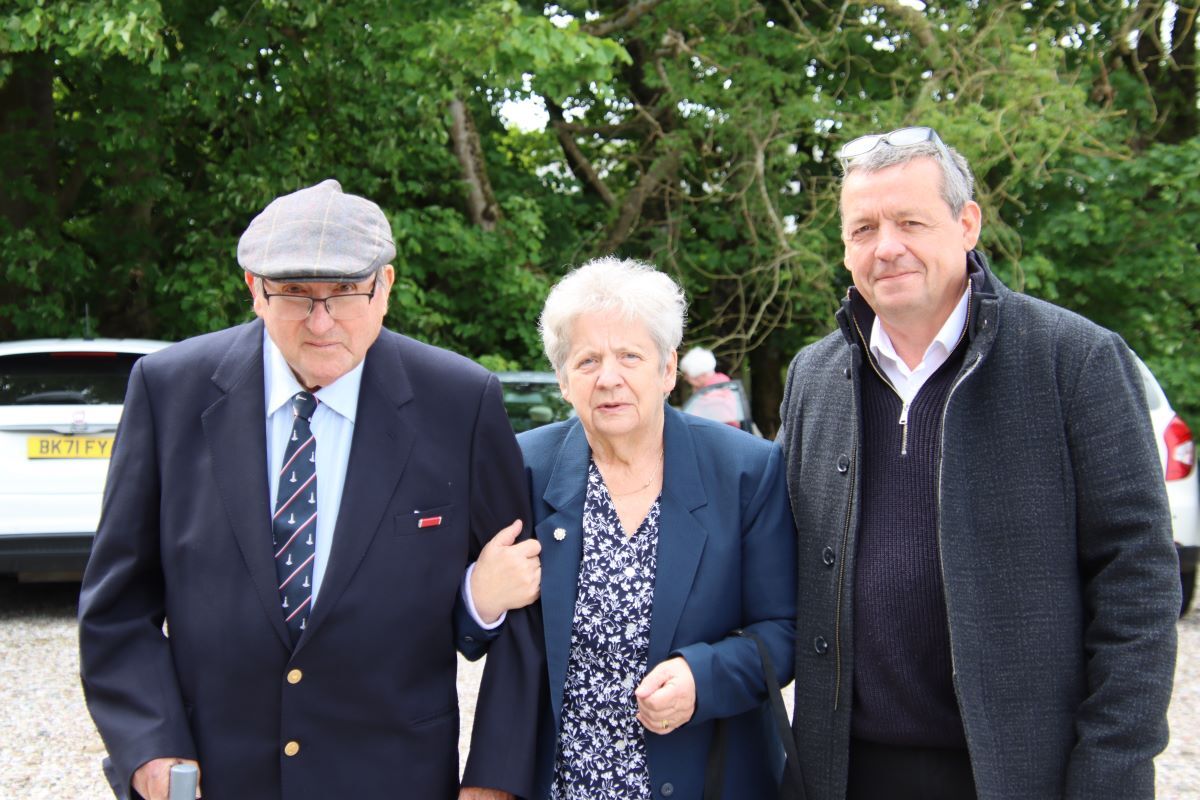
top-left (548, 100), bottom-right (617, 207)
top-left (598, 149), bottom-right (679, 254)
top-left (583, 0), bottom-right (669, 37)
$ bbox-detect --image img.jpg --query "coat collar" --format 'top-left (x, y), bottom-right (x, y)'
top-left (835, 249), bottom-right (1000, 351)
top-left (535, 406), bottom-right (711, 724)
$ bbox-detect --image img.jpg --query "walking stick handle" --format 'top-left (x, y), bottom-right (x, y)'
top-left (167, 763), bottom-right (198, 800)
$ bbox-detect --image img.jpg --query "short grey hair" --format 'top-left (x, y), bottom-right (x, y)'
top-left (679, 347), bottom-right (717, 378)
top-left (539, 256), bottom-right (687, 374)
top-left (841, 140), bottom-right (975, 215)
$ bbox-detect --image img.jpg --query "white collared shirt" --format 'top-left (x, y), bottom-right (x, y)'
top-left (870, 287), bottom-right (970, 405)
top-left (263, 330), bottom-right (363, 606)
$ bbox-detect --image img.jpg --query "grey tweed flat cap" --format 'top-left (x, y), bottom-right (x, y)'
top-left (237, 179), bottom-right (396, 282)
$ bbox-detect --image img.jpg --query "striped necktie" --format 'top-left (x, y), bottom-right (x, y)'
top-left (272, 391), bottom-right (318, 644)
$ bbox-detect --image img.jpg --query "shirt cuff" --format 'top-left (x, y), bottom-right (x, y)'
top-left (462, 562), bottom-right (506, 630)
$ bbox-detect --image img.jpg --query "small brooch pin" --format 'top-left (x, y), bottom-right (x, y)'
top-left (553, 528), bottom-right (567, 541)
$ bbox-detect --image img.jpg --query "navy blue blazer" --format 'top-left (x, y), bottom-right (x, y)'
top-left (520, 406), bottom-right (797, 799)
top-left (79, 320), bottom-right (540, 799)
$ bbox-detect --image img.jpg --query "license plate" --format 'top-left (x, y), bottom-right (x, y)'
top-left (26, 435), bottom-right (114, 459)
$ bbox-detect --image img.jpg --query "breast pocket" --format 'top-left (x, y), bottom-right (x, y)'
top-left (398, 503), bottom-right (455, 537)
top-left (387, 503), bottom-right (465, 598)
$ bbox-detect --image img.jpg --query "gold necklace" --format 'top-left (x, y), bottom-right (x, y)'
top-left (604, 450), bottom-right (664, 498)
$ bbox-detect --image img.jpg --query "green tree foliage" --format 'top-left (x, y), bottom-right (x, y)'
top-left (0, 0), bottom-right (627, 365)
top-left (2, 1), bottom-right (1197, 426)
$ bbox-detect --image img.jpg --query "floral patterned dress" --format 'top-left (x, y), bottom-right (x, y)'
top-left (549, 458), bottom-right (662, 800)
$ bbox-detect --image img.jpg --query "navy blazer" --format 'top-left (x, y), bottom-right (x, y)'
top-left (520, 406), bottom-right (797, 799)
top-left (79, 320), bottom-right (540, 799)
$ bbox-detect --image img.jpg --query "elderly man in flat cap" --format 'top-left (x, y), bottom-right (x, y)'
top-left (79, 180), bottom-right (544, 800)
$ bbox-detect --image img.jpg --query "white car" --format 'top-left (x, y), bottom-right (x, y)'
top-left (1134, 355), bottom-right (1199, 615)
top-left (0, 338), bottom-right (171, 578)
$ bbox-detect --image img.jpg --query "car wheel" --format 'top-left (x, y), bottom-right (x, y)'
top-left (1182, 567), bottom-right (1196, 618)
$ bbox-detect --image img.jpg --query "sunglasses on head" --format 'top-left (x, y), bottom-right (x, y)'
top-left (836, 126), bottom-right (944, 165)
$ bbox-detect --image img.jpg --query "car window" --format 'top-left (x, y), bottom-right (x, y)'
top-left (501, 380), bottom-right (573, 432)
top-left (0, 352), bottom-right (147, 405)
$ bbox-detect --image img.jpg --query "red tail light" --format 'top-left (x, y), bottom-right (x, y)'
top-left (1165, 415), bottom-right (1195, 480)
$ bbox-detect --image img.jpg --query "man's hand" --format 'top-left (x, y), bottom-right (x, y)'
top-left (635, 656), bottom-right (697, 735)
top-left (470, 519), bottom-right (542, 623)
top-left (132, 757), bottom-right (201, 800)
top-left (459, 787), bottom-right (515, 800)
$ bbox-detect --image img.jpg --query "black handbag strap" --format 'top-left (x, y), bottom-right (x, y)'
top-left (702, 704), bottom-right (729, 800)
top-left (703, 629), bottom-right (807, 800)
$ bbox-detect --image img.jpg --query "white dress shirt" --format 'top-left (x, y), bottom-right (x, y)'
top-left (870, 286), bottom-right (971, 405)
top-left (263, 331), bottom-right (362, 607)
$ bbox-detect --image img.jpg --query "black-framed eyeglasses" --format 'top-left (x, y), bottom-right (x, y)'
top-left (259, 277), bottom-right (383, 321)
top-left (836, 126), bottom-right (944, 165)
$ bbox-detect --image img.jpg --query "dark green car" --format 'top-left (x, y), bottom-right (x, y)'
top-left (497, 371), bottom-right (574, 433)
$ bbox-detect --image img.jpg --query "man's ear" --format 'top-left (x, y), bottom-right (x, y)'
top-left (246, 272), bottom-right (266, 318)
top-left (960, 201), bottom-right (982, 251)
top-left (379, 264), bottom-right (396, 291)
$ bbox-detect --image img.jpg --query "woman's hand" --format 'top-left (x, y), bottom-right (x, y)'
top-left (470, 520), bottom-right (542, 623)
top-left (635, 656), bottom-right (696, 735)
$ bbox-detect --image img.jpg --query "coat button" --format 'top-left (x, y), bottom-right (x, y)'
top-left (286, 669), bottom-right (303, 684)
top-left (836, 454), bottom-right (849, 473)
top-left (660, 783), bottom-right (675, 797)
top-left (822, 546), bottom-right (835, 567)
top-left (843, 366), bottom-right (852, 379)
top-left (284, 740), bottom-right (300, 756)
top-left (463, 635), bottom-right (476, 643)
top-left (814, 636), bottom-right (829, 655)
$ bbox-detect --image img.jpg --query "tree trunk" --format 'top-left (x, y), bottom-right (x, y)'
top-left (448, 97), bottom-right (501, 230)
top-left (749, 340), bottom-right (785, 440)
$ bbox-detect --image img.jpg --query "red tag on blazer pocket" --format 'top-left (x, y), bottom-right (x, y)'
top-left (417, 516), bottom-right (443, 529)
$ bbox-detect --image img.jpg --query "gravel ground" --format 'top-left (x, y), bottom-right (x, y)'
top-left (1, 579), bottom-right (1196, 798)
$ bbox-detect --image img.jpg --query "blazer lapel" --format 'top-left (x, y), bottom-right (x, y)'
top-left (201, 321), bottom-right (291, 649)
top-left (298, 332), bottom-right (415, 648)
top-left (647, 407), bottom-right (710, 668)
top-left (536, 420), bottom-right (590, 727)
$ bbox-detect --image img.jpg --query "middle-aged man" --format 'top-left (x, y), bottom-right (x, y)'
top-left (777, 127), bottom-right (1179, 800)
top-left (79, 179), bottom-right (542, 800)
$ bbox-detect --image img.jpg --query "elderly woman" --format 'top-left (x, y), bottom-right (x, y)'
top-left (679, 346), bottom-right (731, 389)
top-left (505, 257), bottom-right (797, 800)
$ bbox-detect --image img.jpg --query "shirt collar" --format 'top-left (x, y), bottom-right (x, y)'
top-left (263, 329), bottom-right (363, 422)
top-left (869, 285), bottom-right (970, 375)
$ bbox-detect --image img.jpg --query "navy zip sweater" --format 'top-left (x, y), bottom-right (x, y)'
top-left (850, 297), bottom-right (969, 749)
